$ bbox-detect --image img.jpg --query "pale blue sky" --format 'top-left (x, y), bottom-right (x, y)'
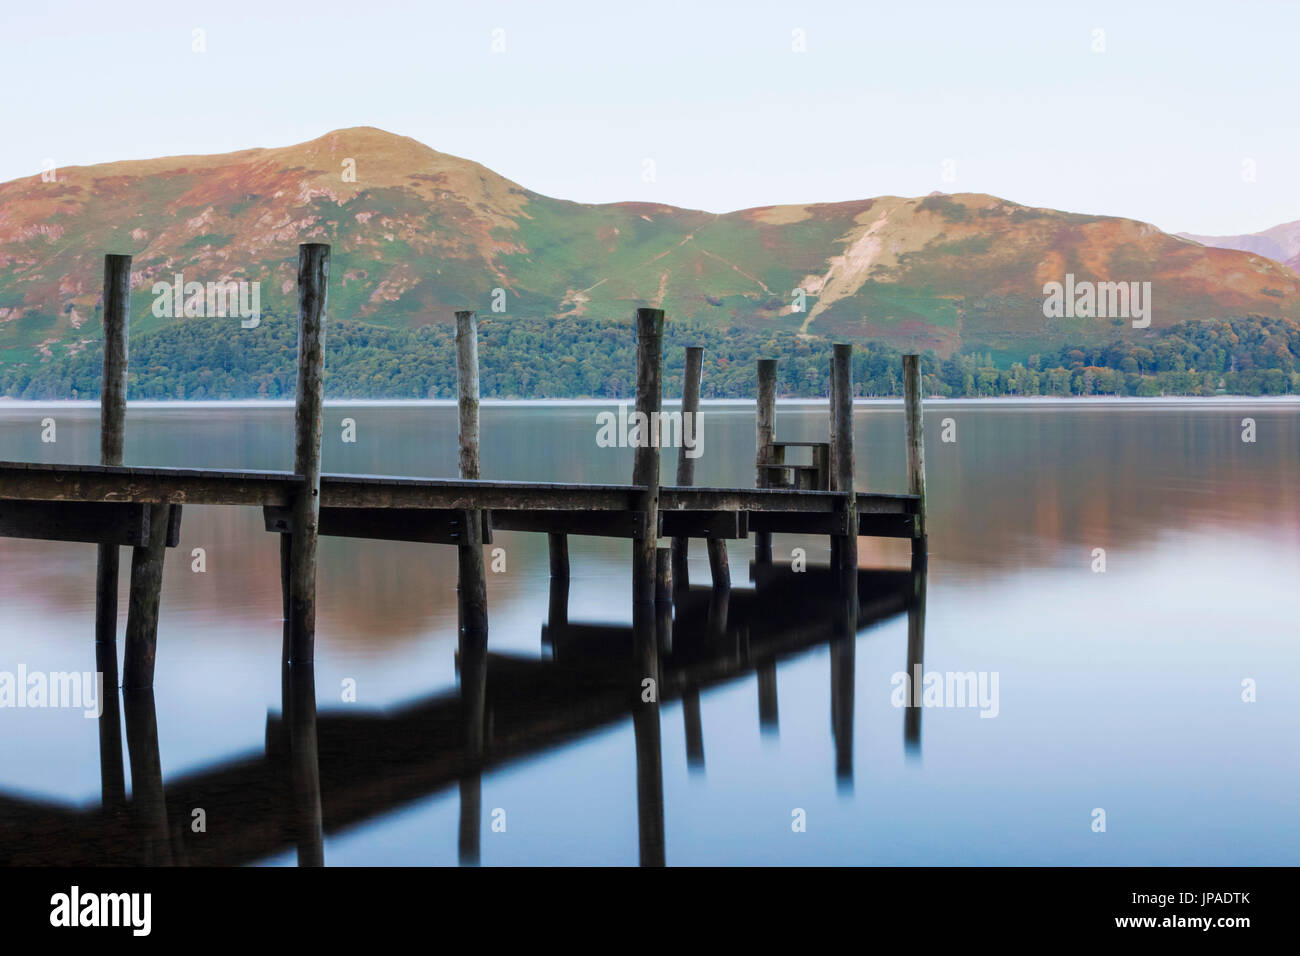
top-left (1, 0), bottom-right (1294, 235)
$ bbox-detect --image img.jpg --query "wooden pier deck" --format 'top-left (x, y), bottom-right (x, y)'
top-left (0, 244), bottom-right (931, 686)
top-left (0, 462), bottom-right (920, 540)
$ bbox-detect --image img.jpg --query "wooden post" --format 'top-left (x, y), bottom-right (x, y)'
top-left (633, 308), bottom-right (664, 685)
top-left (707, 537), bottom-right (730, 593)
top-left (903, 354), bottom-right (928, 559)
top-left (830, 344), bottom-right (857, 587)
top-left (456, 311), bottom-right (481, 482)
top-left (122, 506), bottom-right (168, 689)
top-left (669, 346), bottom-right (728, 591)
top-left (547, 533), bottom-right (569, 579)
top-left (754, 359), bottom-right (777, 565)
top-left (670, 346), bottom-right (703, 587)
top-left (95, 254), bottom-right (130, 647)
top-left (456, 310), bottom-right (488, 643)
top-left (655, 546), bottom-right (672, 604)
top-left (632, 309), bottom-right (664, 606)
top-left (285, 243), bottom-right (329, 663)
top-left (830, 342), bottom-right (858, 787)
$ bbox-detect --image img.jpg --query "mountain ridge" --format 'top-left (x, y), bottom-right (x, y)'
top-left (2, 126), bottom-right (1297, 373)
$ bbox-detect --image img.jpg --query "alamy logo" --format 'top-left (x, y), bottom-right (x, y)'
top-left (0, 666), bottom-right (103, 718)
top-left (50, 886), bottom-right (151, 936)
top-left (596, 405), bottom-right (703, 458)
top-left (151, 272), bottom-right (261, 328)
top-left (1042, 274), bottom-right (1151, 329)
top-left (890, 667), bottom-right (999, 718)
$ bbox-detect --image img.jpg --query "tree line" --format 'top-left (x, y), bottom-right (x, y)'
top-left (1, 312), bottom-right (1295, 400)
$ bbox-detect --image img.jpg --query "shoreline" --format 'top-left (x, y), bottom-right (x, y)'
top-left (0, 395), bottom-right (1297, 409)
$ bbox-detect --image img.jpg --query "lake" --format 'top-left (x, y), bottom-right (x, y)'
top-left (0, 399), bottom-right (1297, 865)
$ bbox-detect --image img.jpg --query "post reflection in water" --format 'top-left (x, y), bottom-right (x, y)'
top-left (122, 687), bottom-right (171, 866)
top-left (282, 661), bottom-right (324, 867)
top-left (904, 554), bottom-right (928, 756)
top-left (95, 641), bottom-right (126, 814)
top-left (0, 554), bottom-right (927, 866)
top-left (457, 600), bottom-right (488, 867)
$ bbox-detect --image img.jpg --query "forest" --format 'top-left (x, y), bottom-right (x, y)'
top-left (1, 313), bottom-right (1296, 400)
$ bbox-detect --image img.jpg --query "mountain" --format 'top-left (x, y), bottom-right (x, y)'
top-left (1178, 220), bottom-right (1300, 274)
top-left (2, 126), bottom-right (1298, 375)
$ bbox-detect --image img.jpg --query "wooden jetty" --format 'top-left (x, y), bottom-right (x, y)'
top-left (0, 242), bottom-right (936, 867)
top-left (0, 243), bottom-right (930, 687)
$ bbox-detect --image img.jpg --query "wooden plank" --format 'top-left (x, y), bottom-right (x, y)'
top-left (748, 510), bottom-right (848, 535)
top-left (0, 462), bottom-right (298, 506)
top-left (0, 463), bottom-right (916, 521)
top-left (856, 512), bottom-right (916, 538)
top-left (489, 508), bottom-right (646, 538)
top-left (0, 500), bottom-right (151, 546)
top-left (264, 506), bottom-right (463, 544)
top-left (660, 509), bottom-right (746, 539)
top-left (320, 475), bottom-right (641, 512)
top-left (265, 504), bottom-right (748, 542)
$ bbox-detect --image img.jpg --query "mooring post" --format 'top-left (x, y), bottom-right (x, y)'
top-left (284, 243), bottom-right (329, 664)
top-left (670, 346), bottom-right (703, 588)
top-left (754, 358), bottom-right (777, 565)
top-left (95, 254), bottom-right (131, 648)
top-left (122, 506), bottom-right (169, 689)
top-left (902, 354), bottom-right (928, 559)
top-left (671, 346), bottom-right (730, 592)
top-left (632, 308), bottom-right (665, 603)
top-left (830, 343), bottom-right (857, 587)
top-left (547, 533), bottom-right (569, 579)
top-left (455, 310), bottom-right (489, 644)
top-left (830, 341), bottom-right (858, 788)
top-left (631, 309), bottom-right (665, 865)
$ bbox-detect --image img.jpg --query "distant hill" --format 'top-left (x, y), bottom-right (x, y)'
top-left (1178, 219), bottom-right (1300, 274)
top-left (2, 126), bottom-right (1298, 387)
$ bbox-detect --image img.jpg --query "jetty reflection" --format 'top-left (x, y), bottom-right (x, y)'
top-left (0, 559), bottom-right (925, 866)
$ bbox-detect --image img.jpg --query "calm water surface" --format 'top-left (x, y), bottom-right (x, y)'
top-left (0, 400), bottom-right (1297, 865)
